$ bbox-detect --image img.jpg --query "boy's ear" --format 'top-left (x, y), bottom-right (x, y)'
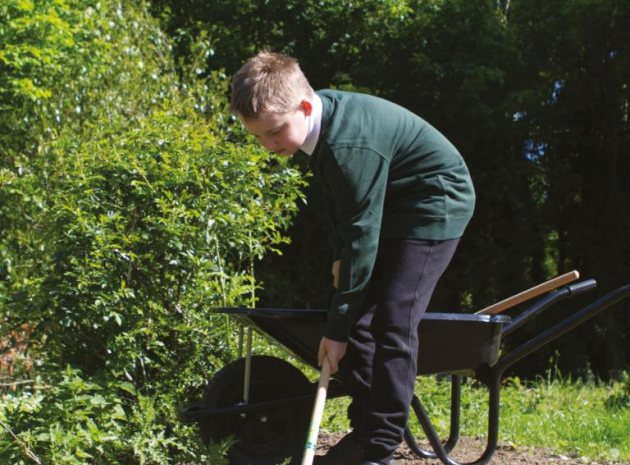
top-left (300, 100), bottom-right (313, 116)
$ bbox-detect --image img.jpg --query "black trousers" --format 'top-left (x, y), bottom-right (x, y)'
top-left (338, 237), bottom-right (460, 461)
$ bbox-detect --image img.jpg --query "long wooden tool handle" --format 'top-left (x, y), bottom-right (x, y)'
top-left (301, 359), bottom-right (332, 465)
top-left (475, 270), bottom-right (580, 315)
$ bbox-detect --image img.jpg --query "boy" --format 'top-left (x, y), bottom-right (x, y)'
top-left (230, 51), bottom-right (475, 465)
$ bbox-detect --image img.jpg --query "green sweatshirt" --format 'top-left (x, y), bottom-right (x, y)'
top-left (309, 90), bottom-right (475, 342)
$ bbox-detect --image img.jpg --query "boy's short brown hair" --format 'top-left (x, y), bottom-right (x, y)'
top-left (230, 51), bottom-right (314, 120)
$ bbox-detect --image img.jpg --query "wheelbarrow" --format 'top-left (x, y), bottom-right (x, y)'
top-left (180, 273), bottom-right (630, 465)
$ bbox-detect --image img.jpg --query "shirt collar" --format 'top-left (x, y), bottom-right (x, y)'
top-left (300, 94), bottom-right (323, 156)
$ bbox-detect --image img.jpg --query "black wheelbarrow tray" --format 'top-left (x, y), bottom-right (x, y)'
top-left (180, 278), bottom-right (630, 465)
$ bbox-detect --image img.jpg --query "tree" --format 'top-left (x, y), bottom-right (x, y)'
top-left (508, 0), bottom-right (630, 376)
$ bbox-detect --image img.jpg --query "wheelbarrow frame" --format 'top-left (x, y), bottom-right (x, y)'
top-left (182, 279), bottom-right (630, 465)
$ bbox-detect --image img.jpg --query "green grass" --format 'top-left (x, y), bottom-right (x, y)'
top-left (320, 372), bottom-right (630, 463)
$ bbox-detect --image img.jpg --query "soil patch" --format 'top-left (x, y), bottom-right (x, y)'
top-left (316, 432), bottom-right (619, 465)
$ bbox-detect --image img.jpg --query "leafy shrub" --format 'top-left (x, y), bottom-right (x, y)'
top-left (0, 0), bottom-right (305, 463)
top-left (0, 368), bottom-right (126, 465)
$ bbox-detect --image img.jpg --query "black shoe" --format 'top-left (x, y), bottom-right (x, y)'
top-left (359, 456), bottom-right (396, 465)
top-left (360, 450), bottom-right (396, 465)
top-left (313, 433), bottom-right (363, 465)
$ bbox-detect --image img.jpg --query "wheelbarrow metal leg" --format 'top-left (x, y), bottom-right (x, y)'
top-left (238, 324), bottom-right (245, 358)
top-left (243, 325), bottom-right (253, 403)
top-left (405, 375), bottom-right (461, 458)
top-left (410, 373), bottom-right (500, 465)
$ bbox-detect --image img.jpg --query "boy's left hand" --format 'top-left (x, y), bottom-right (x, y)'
top-left (318, 337), bottom-right (347, 374)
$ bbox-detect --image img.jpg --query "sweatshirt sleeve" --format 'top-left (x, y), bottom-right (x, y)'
top-left (321, 191), bottom-right (344, 261)
top-left (321, 147), bottom-right (389, 341)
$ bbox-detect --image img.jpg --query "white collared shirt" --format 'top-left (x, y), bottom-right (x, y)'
top-left (300, 93), bottom-right (323, 155)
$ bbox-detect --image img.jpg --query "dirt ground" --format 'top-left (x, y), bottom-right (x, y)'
top-left (316, 432), bottom-right (622, 465)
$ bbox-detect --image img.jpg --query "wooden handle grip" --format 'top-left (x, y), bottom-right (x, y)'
top-left (301, 359), bottom-right (332, 465)
top-left (475, 270), bottom-right (580, 315)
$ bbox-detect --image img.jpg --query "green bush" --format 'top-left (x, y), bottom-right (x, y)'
top-left (0, 367), bottom-right (231, 464)
top-left (0, 0), bottom-right (305, 463)
top-left (0, 368), bottom-right (127, 465)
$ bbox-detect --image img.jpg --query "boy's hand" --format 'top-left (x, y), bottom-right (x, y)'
top-left (318, 337), bottom-right (347, 374)
top-left (332, 260), bottom-right (340, 288)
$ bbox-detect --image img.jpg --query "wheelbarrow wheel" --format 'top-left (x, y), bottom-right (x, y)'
top-left (200, 355), bottom-right (312, 465)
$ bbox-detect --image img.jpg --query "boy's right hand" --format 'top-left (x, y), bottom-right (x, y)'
top-left (332, 260), bottom-right (340, 288)
top-left (318, 336), bottom-right (347, 375)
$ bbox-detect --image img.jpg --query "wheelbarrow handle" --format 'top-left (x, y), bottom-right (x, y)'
top-left (496, 283), bottom-right (630, 374)
top-left (502, 278), bottom-right (597, 338)
top-left (475, 270), bottom-right (580, 315)
top-left (301, 358), bottom-right (332, 465)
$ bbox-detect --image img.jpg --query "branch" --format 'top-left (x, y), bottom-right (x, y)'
top-left (0, 379), bottom-right (34, 388)
top-left (0, 418), bottom-right (42, 464)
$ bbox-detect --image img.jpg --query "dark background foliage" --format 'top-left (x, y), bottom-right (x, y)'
top-left (152, 0), bottom-right (630, 379)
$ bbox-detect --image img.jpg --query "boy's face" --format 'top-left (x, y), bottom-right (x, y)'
top-left (241, 100), bottom-right (312, 157)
